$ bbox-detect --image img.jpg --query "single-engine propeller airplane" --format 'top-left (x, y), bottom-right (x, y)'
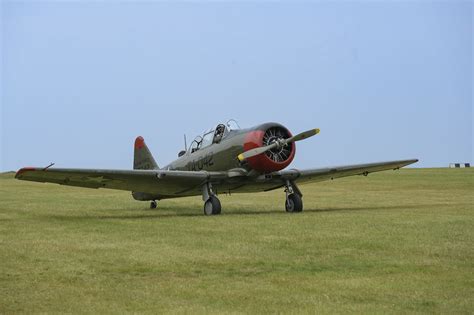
top-left (16, 120), bottom-right (418, 215)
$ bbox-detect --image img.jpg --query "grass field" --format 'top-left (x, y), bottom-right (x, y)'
top-left (0, 168), bottom-right (473, 313)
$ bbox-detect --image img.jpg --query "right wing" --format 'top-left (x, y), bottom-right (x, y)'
top-left (15, 167), bottom-right (226, 198)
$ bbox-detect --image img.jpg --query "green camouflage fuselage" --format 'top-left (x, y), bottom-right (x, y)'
top-left (163, 122), bottom-right (292, 174)
top-left (165, 129), bottom-right (247, 172)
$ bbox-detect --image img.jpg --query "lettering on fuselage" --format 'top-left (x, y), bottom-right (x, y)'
top-left (188, 152), bottom-right (214, 171)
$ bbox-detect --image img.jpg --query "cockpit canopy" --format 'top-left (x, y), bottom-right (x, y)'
top-left (188, 119), bottom-right (241, 154)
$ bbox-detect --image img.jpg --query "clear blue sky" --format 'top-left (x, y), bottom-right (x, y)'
top-left (1, 1), bottom-right (472, 171)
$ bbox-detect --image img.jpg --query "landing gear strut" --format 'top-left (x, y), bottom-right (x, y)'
top-left (150, 200), bottom-right (157, 209)
top-left (202, 182), bottom-right (221, 215)
top-left (285, 180), bottom-right (303, 213)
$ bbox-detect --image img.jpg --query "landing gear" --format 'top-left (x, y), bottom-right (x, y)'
top-left (202, 182), bottom-right (221, 215)
top-left (285, 180), bottom-right (303, 213)
top-left (286, 193), bottom-right (303, 212)
top-left (150, 200), bottom-right (157, 209)
top-left (204, 195), bottom-right (222, 215)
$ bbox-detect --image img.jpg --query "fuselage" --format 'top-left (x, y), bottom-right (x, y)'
top-left (164, 122), bottom-right (296, 175)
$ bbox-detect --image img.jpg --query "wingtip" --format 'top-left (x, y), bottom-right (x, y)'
top-left (402, 159), bottom-right (419, 167)
top-left (315, 128), bottom-right (320, 134)
top-left (15, 167), bottom-right (37, 178)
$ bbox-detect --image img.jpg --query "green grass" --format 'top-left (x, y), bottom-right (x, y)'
top-left (0, 168), bottom-right (473, 313)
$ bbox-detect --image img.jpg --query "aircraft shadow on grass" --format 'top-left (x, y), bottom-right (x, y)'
top-left (47, 203), bottom-right (449, 221)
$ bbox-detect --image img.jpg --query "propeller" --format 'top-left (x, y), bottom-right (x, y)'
top-left (238, 128), bottom-right (320, 162)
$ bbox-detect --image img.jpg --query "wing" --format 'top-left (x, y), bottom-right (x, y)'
top-left (15, 167), bottom-right (226, 198)
top-left (273, 159), bottom-right (419, 184)
top-left (15, 159), bottom-right (418, 197)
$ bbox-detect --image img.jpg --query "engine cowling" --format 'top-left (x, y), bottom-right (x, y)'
top-left (242, 123), bottom-right (296, 173)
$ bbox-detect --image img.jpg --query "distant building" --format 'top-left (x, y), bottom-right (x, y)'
top-left (449, 163), bottom-right (470, 168)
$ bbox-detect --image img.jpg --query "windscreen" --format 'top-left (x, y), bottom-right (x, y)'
top-left (201, 131), bottom-right (214, 148)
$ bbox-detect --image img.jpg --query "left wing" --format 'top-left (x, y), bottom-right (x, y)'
top-left (269, 159), bottom-right (418, 185)
top-left (15, 167), bottom-right (226, 197)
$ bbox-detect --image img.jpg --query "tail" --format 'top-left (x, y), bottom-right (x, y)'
top-left (134, 136), bottom-right (159, 170)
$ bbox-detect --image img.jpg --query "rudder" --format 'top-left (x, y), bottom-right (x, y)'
top-left (134, 136), bottom-right (159, 170)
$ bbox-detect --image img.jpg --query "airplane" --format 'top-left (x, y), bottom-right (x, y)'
top-left (15, 120), bottom-right (418, 215)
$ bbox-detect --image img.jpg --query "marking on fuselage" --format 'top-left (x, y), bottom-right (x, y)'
top-left (188, 152), bottom-right (214, 171)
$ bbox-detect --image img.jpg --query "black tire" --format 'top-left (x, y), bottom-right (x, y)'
top-left (203, 195), bottom-right (221, 215)
top-left (150, 200), bottom-right (157, 209)
top-left (285, 194), bottom-right (303, 213)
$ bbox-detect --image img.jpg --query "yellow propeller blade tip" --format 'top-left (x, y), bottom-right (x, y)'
top-left (315, 128), bottom-right (320, 134)
top-left (237, 154), bottom-right (245, 161)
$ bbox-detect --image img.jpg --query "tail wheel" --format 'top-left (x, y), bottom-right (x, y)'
top-left (286, 194), bottom-right (303, 213)
top-left (150, 200), bottom-right (157, 209)
top-left (204, 195), bottom-right (221, 215)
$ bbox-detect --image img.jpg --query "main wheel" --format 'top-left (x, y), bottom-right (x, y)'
top-left (204, 195), bottom-right (221, 215)
top-left (150, 200), bottom-right (157, 209)
top-left (285, 194), bottom-right (303, 213)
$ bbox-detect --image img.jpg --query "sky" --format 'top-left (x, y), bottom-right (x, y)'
top-left (1, 0), bottom-right (472, 171)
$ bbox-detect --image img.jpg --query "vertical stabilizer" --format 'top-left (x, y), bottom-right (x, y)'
top-left (134, 136), bottom-right (159, 170)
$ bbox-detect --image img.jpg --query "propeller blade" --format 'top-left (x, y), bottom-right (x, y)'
top-left (237, 143), bottom-right (278, 161)
top-left (237, 128), bottom-right (320, 162)
top-left (285, 128), bottom-right (320, 144)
